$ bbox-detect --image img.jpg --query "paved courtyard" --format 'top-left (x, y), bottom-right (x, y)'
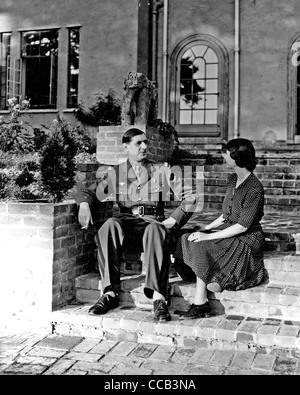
top-left (1, 331), bottom-right (300, 376)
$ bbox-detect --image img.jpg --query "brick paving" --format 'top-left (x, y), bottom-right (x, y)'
top-left (1, 331), bottom-right (300, 376)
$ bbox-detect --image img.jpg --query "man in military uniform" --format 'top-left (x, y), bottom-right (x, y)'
top-left (76, 127), bottom-right (196, 322)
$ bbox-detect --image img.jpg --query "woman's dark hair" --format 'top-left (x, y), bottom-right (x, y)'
top-left (226, 138), bottom-right (257, 172)
top-left (122, 128), bottom-right (145, 144)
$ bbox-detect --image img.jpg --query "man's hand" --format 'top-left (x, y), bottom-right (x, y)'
top-left (194, 223), bottom-right (208, 232)
top-left (162, 217), bottom-right (177, 230)
top-left (78, 202), bottom-right (93, 229)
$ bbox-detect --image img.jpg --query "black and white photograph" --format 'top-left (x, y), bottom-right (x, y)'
top-left (0, 0), bottom-right (300, 379)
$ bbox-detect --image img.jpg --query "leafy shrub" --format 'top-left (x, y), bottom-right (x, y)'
top-left (0, 97), bottom-right (33, 153)
top-left (0, 171), bottom-right (8, 199)
top-left (74, 89), bottom-right (121, 126)
top-left (40, 116), bottom-right (78, 202)
top-left (150, 118), bottom-right (179, 142)
top-left (71, 126), bottom-right (95, 154)
top-left (0, 102), bottom-right (93, 202)
top-left (33, 128), bottom-right (48, 152)
top-left (0, 152), bottom-right (44, 201)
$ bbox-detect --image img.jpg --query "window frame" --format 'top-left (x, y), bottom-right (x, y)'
top-left (170, 34), bottom-right (229, 139)
top-left (20, 29), bottom-right (59, 109)
top-left (67, 26), bottom-right (80, 109)
top-left (288, 35), bottom-right (300, 141)
top-left (0, 32), bottom-right (11, 110)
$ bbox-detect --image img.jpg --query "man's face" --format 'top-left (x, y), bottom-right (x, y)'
top-left (123, 134), bottom-right (148, 162)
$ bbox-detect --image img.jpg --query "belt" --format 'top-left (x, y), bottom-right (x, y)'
top-left (131, 206), bottom-right (157, 217)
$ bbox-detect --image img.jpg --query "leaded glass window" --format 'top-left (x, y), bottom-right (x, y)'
top-left (0, 33), bottom-right (11, 109)
top-left (179, 44), bottom-right (219, 126)
top-left (21, 29), bottom-right (59, 108)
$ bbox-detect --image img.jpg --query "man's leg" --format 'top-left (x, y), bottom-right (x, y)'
top-left (89, 217), bottom-right (124, 314)
top-left (95, 217), bottom-right (124, 294)
top-left (142, 222), bottom-right (172, 322)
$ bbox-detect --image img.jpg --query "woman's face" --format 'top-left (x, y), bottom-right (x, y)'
top-left (222, 150), bottom-right (236, 168)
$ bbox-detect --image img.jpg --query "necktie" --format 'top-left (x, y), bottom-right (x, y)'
top-left (134, 164), bottom-right (142, 183)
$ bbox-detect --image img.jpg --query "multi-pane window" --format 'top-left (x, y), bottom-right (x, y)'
top-left (0, 33), bottom-right (11, 109)
top-left (297, 58), bottom-right (300, 136)
top-left (171, 36), bottom-right (228, 138)
top-left (288, 39), bottom-right (300, 140)
top-left (179, 45), bottom-right (219, 126)
top-left (67, 27), bottom-right (80, 108)
top-left (21, 29), bottom-right (59, 108)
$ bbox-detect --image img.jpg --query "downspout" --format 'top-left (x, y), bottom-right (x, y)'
top-left (162, 0), bottom-right (169, 121)
top-left (152, 0), bottom-right (168, 122)
top-left (152, 0), bottom-right (164, 83)
top-left (234, 0), bottom-right (240, 138)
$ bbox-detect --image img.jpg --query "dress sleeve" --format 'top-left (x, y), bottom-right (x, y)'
top-left (237, 188), bottom-right (264, 228)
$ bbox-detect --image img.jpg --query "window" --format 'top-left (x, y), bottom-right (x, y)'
top-left (179, 45), bottom-right (219, 126)
top-left (21, 29), bottom-right (59, 108)
top-left (0, 33), bottom-right (11, 109)
top-left (170, 35), bottom-right (229, 138)
top-left (289, 37), bottom-right (300, 141)
top-left (297, 62), bottom-right (300, 137)
top-left (67, 27), bottom-right (80, 108)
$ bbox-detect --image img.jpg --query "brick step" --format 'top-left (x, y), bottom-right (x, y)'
top-left (75, 252), bottom-right (300, 321)
top-left (75, 275), bottom-right (300, 321)
top-left (51, 303), bottom-right (300, 352)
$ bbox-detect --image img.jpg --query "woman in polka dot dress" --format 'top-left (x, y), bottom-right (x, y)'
top-left (174, 138), bottom-right (266, 320)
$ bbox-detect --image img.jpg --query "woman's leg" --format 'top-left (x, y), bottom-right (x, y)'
top-left (194, 276), bottom-right (208, 305)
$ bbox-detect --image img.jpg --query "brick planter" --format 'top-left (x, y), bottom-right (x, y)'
top-left (0, 200), bottom-right (96, 332)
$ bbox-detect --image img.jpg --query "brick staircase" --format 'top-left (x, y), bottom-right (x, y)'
top-left (52, 142), bottom-right (300, 351)
top-left (51, 210), bottom-right (300, 353)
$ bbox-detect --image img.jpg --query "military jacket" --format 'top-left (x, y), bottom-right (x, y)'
top-left (76, 159), bottom-right (197, 228)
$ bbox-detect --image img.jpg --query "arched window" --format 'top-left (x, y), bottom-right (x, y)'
top-left (170, 35), bottom-right (228, 139)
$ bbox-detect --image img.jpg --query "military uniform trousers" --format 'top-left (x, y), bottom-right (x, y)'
top-left (94, 213), bottom-right (173, 299)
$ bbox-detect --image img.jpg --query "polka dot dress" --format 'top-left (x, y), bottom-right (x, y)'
top-left (175, 173), bottom-right (266, 292)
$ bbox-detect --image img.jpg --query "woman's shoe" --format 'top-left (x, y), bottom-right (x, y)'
top-left (207, 282), bottom-right (222, 293)
top-left (175, 302), bottom-right (211, 320)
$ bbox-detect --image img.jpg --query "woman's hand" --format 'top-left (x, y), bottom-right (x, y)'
top-left (188, 231), bottom-right (210, 242)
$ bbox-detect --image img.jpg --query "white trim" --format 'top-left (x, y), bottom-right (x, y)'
top-left (27, 110), bottom-right (59, 114)
top-left (66, 25), bottom-right (82, 29)
top-left (18, 26), bottom-right (61, 32)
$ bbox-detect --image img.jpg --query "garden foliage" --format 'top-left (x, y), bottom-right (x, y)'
top-left (74, 89), bottom-right (122, 126)
top-left (0, 98), bottom-right (93, 202)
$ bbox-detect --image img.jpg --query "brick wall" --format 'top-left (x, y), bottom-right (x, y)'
top-left (96, 125), bottom-right (176, 165)
top-left (173, 146), bottom-right (300, 213)
top-left (0, 201), bottom-right (96, 331)
top-left (202, 150), bottom-right (300, 212)
top-left (73, 147), bottom-right (300, 214)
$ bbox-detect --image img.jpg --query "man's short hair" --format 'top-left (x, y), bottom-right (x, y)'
top-left (122, 128), bottom-right (145, 144)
